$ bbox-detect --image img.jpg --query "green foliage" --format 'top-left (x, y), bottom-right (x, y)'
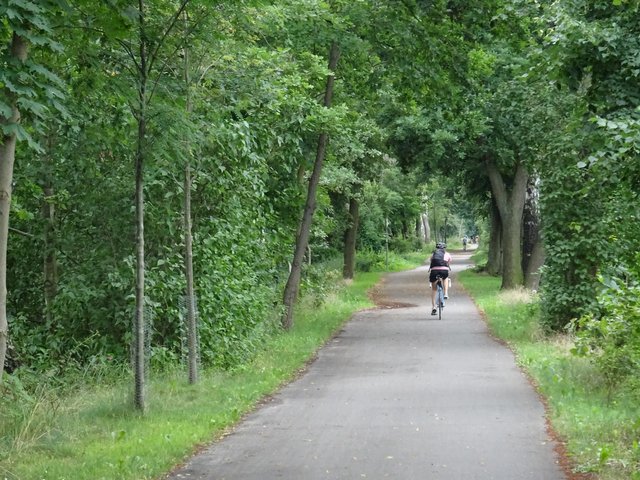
top-left (6, 0), bottom-right (342, 373)
top-left (7, 9), bottom-right (638, 474)
top-left (355, 247), bottom-right (426, 273)
top-left (538, 154), bottom-right (605, 330)
top-left (2, 0), bottom-right (489, 380)
top-left (536, 1), bottom-right (640, 339)
top-left (574, 261), bottom-right (640, 396)
top-left (0, 0), bottom-right (67, 149)
top-left (0, 258), bottom-right (411, 480)
top-left (356, 163), bottom-right (426, 252)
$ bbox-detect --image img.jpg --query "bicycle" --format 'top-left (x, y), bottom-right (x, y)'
top-left (434, 274), bottom-right (445, 320)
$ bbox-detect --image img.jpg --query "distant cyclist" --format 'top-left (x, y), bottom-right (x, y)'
top-left (462, 235), bottom-right (468, 251)
top-left (428, 242), bottom-right (452, 315)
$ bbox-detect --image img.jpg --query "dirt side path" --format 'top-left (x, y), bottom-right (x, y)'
top-left (166, 251), bottom-right (566, 480)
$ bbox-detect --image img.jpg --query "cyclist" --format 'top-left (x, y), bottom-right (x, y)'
top-left (462, 235), bottom-right (468, 251)
top-left (428, 242), bottom-right (452, 315)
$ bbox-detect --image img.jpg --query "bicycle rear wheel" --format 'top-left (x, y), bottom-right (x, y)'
top-left (437, 285), bottom-right (443, 320)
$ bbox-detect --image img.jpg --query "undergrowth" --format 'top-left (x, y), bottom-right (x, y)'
top-left (0, 250), bottom-right (426, 480)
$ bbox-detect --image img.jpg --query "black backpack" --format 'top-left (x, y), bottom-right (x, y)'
top-left (430, 248), bottom-right (447, 268)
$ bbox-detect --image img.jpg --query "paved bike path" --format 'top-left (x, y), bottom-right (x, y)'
top-left (167, 251), bottom-right (565, 479)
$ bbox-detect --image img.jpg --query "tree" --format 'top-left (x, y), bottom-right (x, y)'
top-left (486, 198), bottom-right (502, 275)
top-left (0, 0), bottom-right (64, 381)
top-left (133, 0), bottom-right (190, 410)
top-left (522, 176), bottom-right (543, 290)
top-left (0, 30), bottom-right (27, 382)
top-left (485, 157), bottom-right (528, 289)
top-left (282, 42), bottom-right (340, 330)
top-left (181, 9), bottom-right (198, 385)
top-left (75, 0), bottom-right (191, 409)
top-left (537, 0), bottom-right (640, 330)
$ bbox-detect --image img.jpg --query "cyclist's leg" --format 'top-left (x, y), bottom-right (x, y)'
top-left (441, 271), bottom-right (450, 299)
top-left (429, 271), bottom-right (438, 314)
top-left (431, 284), bottom-right (437, 312)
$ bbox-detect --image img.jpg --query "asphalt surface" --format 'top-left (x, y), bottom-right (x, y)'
top-left (168, 250), bottom-right (566, 480)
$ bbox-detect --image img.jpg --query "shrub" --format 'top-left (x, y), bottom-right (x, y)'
top-left (573, 273), bottom-right (640, 394)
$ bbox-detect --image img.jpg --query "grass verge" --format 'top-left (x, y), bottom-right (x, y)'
top-left (0, 251), bottom-right (426, 480)
top-left (458, 269), bottom-right (640, 480)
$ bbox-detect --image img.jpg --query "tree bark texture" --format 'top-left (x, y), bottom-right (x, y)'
top-left (327, 190), bottom-right (346, 253)
top-left (282, 42), bottom-right (340, 330)
top-left (522, 176), bottom-right (544, 290)
top-left (486, 198), bottom-right (503, 276)
top-left (525, 237), bottom-right (545, 291)
top-left (134, 0), bottom-right (148, 411)
top-left (0, 32), bottom-right (28, 382)
top-left (343, 197), bottom-right (359, 279)
top-left (184, 160), bottom-right (197, 383)
top-left (183, 10), bottom-right (197, 385)
top-left (486, 157), bottom-right (529, 289)
top-left (422, 212), bottom-right (430, 243)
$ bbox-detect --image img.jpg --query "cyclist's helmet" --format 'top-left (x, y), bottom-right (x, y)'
top-left (436, 242), bottom-right (446, 249)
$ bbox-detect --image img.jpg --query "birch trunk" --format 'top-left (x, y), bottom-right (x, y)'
top-left (523, 176), bottom-right (544, 290)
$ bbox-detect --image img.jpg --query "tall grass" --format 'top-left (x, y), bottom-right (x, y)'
top-left (0, 251), bottom-right (426, 480)
top-left (459, 269), bottom-right (640, 480)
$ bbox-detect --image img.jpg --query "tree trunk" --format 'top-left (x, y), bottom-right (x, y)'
top-left (523, 176), bottom-right (544, 290)
top-left (327, 190), bottom-right (346, 252)
top-left (525, 237), bottom-right (544, 291)
top-left (486, 197), bottom-right (502, 275)
top-left (422, 212), bottom-right (430, 243)
top-left (282, 42), bottom-right (340, 330)
top-left (134, 0), bottom-right (148, 411)
top-left (42, 143), bottom-right (58, 326)
top-left (183, 10), bottom-right (197, 385)
top-left (184, 160), bottom-right (197, 383)
top-left (343, 196), bottom-right (359, 279)
top-left (501, 211), bottom-right (523, 288)
top-left (486, 157), bottom-right (528, 289)
top-left (0, 32), bottom-right (28, 382)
